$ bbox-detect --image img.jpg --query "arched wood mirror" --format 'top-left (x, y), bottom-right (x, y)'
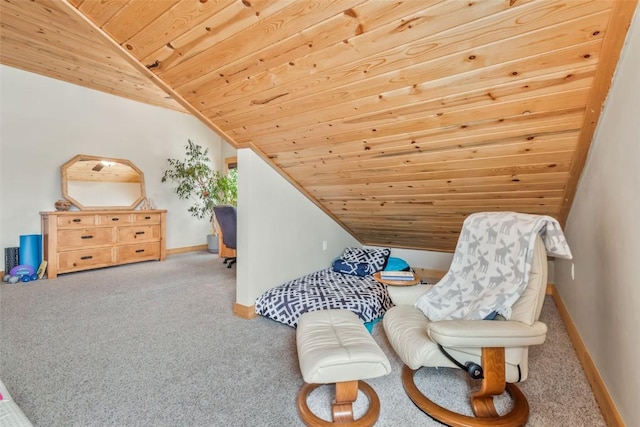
top-left (61, 154), bottom-right (146, 210)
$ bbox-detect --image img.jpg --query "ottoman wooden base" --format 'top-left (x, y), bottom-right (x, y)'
top-left (296, 310), bottom-right (391, 426)
top-left (296, 380), bottom-right (380, 427)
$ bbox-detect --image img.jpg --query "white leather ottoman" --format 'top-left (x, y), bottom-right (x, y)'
top-left (296, 309), bottom-right (391, 426)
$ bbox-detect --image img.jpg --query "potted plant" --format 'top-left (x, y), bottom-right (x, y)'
top-left (161, 140), bottom-right (237, 253)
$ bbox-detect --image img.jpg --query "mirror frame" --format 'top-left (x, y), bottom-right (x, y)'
top-left (61, 154), bottom-right (146, 210)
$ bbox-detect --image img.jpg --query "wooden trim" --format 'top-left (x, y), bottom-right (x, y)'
top-left (2, 244), bottom-right (208, 275)
top-left (558, 0), bottom-right (639, 226)
top-left (166, 245), bottom-right (207, 255)
top-left (225, 156), bottom-right (238, 172)
top-left (233, 303), bottom-right (258, 319)
top-left (548, 284), bottom-right (624, 427)
top-left (159, 211), bottom-right (167, 261)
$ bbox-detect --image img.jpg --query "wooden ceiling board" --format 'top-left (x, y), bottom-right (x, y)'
top-left (156, 0), bottom-right (367, 89)
top-left (140, 0), bottom-right (314, 75)
top-left (281, 133), bottom-right (580, 177)
top-left (308, 176), bottom-right (569, 198)
top-left (121, 0), bottom-right (238, 60)
top-left (100, 0), bottom-right (180, 44)
top-left (272, 109), bottom-right (586, 166)
top-left (198, 0), bottom-right (610, 124)
top-left (215, 37), bottom-right (603, 132)
top-left (296, 157), bottom-right (573, 188)
top-left (73, 0), bottom-right (127, 27)
top-left (186, 0), bottom-right (441, 98)
top-left (1, 0), bottom-right (637, 252)
top-left (236, 65), bottom-right (595, 149)
top-left (183, 0), bottom-right (468, 108)
top-left (258, 88), bottom-right (590, 160)
top-left (0, 0), bottom-right (187, 112)
top-left (222, 43), bottom-right (604, 146)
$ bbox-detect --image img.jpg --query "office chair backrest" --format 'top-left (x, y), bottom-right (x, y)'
top-left (213, 205), bottom-right (237, 249)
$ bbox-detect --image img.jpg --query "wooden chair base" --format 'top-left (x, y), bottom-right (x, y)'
top-left (296, 380), bottom-right (381, 427)
top-left (402, 364), bottom-right (529, 427)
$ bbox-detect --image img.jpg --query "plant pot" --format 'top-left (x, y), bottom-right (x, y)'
top-left (207, 234), bottom-right (219, 254)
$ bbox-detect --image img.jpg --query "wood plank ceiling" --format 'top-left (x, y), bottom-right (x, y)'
top-left (0, 0), bottom-right (187, 112)
top-left (1, 0), bottom-right (636, 252)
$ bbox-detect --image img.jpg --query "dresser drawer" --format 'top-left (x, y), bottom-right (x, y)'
top-left (57, 215), bottom-right (95, 228)
top-left (99, 214), bottom-right (131, 225)
top-left (58, 228), bottom-right (115, 249)
top-left (41, 209), bottom-right (166, 278)
top-left (117, 242), bottom-right (160, 263)
top-left (58, 247), bottom-right (114, 272)
top-left (118, 225), bottom-right (160, 243)
top-left (133, 213), bottom-right (161, 224)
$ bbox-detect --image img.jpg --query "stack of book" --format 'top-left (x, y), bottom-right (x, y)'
top-left (380, 270), bottom-right (415, 281)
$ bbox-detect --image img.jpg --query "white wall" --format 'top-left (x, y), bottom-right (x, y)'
top-left (235, 149), bottom-right (360, 306)
top-left (554, 9), bottom-right (639, 426)
top-left (370, 246), bottom-right (454, 272)
top-left (0, 65), bottom-right (232, 253)
top-left (0, 65), bottom-right (454, 294)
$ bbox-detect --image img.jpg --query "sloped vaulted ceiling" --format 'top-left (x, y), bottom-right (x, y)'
top-left (1, 0), bottom-right (637, 252)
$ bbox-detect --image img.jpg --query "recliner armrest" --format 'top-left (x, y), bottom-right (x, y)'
top-left (427, 320), bottom-right (547, 348)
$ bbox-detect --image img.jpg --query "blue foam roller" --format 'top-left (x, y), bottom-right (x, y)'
top-left (19, 234), bottom-right (42, 271)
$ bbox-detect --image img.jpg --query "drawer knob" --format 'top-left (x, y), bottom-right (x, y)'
top-left (144, 216), bottom-right (151, 220)
top-left (80, 255), bottom-right (93, 260)
top-left (81, 235), bottom-right (94, 239)
top-left (135, 231), bottom-right (145, 235)
top-left (135, 249), bottom-right (145, 253)
top-left (111, 218), bottom-right (120, 222)
top-left (72, 218), bottom-right (82, 223)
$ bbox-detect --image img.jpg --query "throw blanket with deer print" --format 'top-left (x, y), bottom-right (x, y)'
top-left (416, 212), bottom-right (572, 321)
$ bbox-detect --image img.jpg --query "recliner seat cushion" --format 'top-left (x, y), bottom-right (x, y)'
top-left (383, 305), bottom-right (530, 383)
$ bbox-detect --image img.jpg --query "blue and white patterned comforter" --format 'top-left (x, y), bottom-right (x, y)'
top-left (254, 268), bottom-right (393, 328)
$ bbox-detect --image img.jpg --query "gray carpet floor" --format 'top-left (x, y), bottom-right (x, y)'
top-left (0, 252), bottom-right (605, 426)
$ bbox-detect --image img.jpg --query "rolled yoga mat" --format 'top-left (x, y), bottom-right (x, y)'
top-left (4, 247), bottom-right (20, 273)
top-left (19, 234), bottom-right (42, 271)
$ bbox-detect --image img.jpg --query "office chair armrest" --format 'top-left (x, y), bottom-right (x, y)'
top-left (427, 320), bottom-right (547, 348)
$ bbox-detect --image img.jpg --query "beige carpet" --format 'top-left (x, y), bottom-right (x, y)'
top-left (0, 252), bottom-right (605, 426)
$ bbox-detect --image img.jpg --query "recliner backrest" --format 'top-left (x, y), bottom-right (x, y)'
top-left (508, 235), bottom-right (548, 326)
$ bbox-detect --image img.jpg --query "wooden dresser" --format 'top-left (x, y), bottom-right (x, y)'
top-left (40, 210), bottom-right (166, 278)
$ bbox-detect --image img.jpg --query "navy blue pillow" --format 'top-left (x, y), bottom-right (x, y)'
top-left (483, 311), bottom-right (498, 320)
top-left (332, 258), bottom-right (372, 277)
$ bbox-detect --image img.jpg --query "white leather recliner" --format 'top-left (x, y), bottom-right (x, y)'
top-left (383, 235), bottom-right (549, 427)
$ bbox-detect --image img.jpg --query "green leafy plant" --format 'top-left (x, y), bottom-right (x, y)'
top-left (161, 140), bottom-right (237, 235)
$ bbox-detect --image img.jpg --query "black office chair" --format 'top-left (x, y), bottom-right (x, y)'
top-left (213, 205), bottom-right (237, 268)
